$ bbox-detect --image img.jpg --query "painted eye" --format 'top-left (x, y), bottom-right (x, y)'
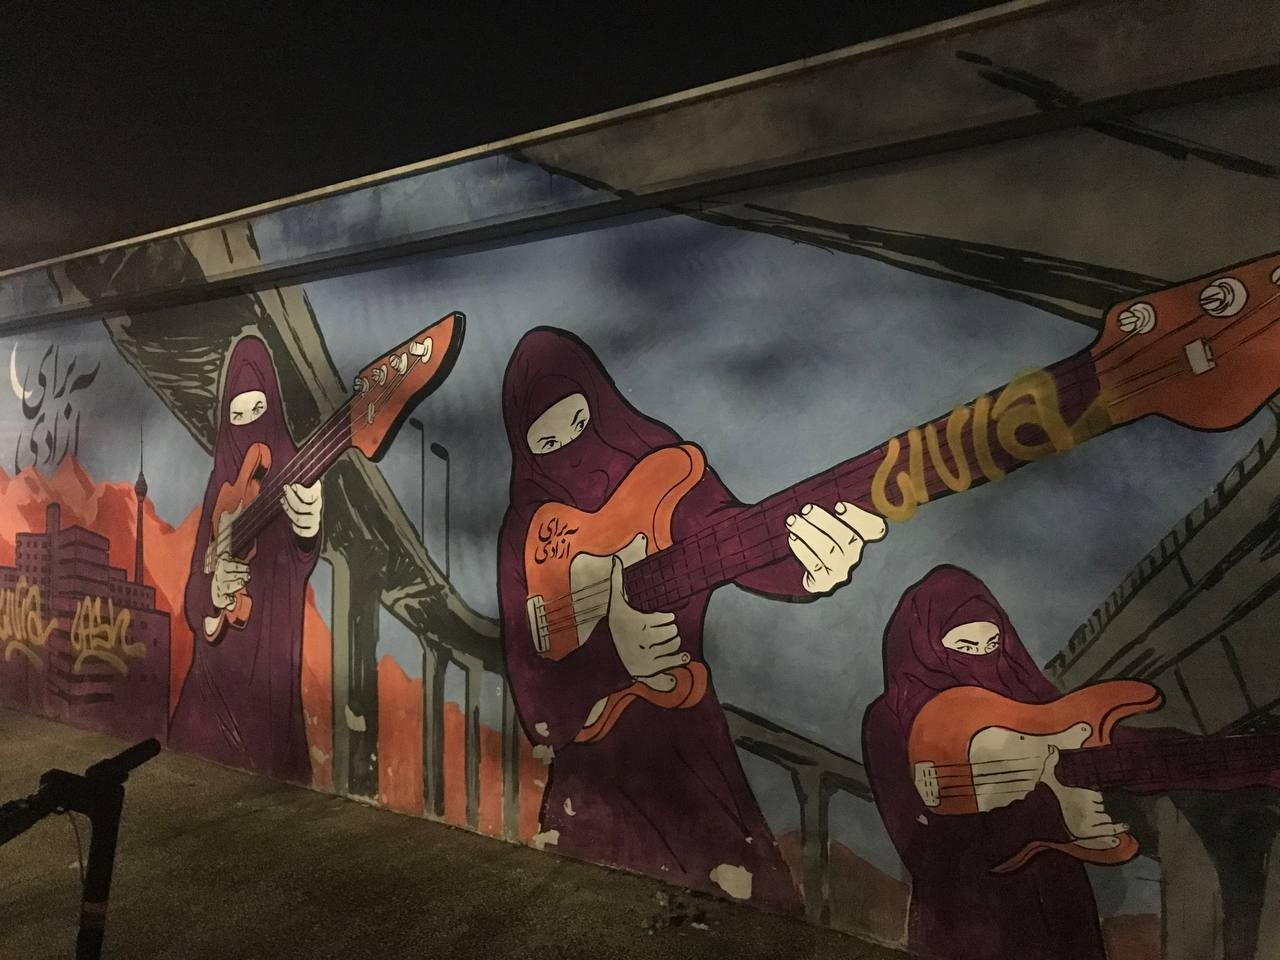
top-left (541, 439), bottom-right (559, 451)
top-left (573, 420), bottom-right (585, 433)
top-left (253, 401), bottom-right (265, 414)
top-left (231, 411), bottom-right (243, 421)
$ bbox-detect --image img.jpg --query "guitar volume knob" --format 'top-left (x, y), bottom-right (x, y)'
top-left (1200, 277), bottom-right (1246, 317)
top-left (1117, 302), bottom-right (1156, 334)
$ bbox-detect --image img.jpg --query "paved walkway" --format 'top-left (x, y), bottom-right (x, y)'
top-left (0, 709), bottom-right (901, 959)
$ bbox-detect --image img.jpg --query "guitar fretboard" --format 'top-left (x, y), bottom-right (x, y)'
top-left (1058, 732), bottom-right (1280, 790)
top-left (623, 350), bottom-right (1103, 611)
top-left (228, 413), bottom-right (354, 556)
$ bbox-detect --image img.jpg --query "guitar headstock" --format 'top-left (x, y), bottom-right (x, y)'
top-left (349, 311), bottom-right (465, 461)
top-left (1093, 253), bottom-right (1280, 430)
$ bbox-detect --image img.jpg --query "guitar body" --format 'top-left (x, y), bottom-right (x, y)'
top-left (202, 442), bottom-right (270, 644)
top-left (908, 680), bottom-right (1163, 872)
top-left (523, 443), bottom-right (710, 743)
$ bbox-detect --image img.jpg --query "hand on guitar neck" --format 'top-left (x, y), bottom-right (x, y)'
top-left (199, 310), bottom-right (465, 644)
top-left (209, 480), bottom-right (321, 612)
top-left (578, 500), bottom-right (884, 734)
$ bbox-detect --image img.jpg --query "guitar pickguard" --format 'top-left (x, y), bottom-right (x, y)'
top-left (964, 722), bottom-right (1092, 812)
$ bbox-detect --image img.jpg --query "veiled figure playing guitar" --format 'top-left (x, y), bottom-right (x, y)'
top-left (498, 327), bottom-right (883, 909)
top-left (863, 565), bottom-right (1280, 960)
top-left (170, 311), bottom-right (465, 782)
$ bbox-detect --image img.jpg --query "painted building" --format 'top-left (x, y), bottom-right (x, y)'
top-left (1, 500), bottom-right (170, 742)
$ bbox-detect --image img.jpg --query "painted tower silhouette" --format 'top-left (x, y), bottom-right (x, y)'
top-left (134, 425), bottom-right (147, 585)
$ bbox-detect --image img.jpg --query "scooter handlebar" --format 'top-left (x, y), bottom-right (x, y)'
top-left (83, 738), bottom-right (161, 783)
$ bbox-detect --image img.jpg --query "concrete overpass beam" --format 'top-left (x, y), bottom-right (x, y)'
top-left (1157, 796), bottom-right (1225, 960)
top-left (421, 641), bottom-right (446, 819)
top-left (457, 652), bottom-right (485, 830)
top-left (501, 679), bottom-right (521, 842)
top-left (326, 544), bottom-right (385, 800)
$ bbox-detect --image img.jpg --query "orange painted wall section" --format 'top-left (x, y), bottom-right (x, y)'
top-left (377, 655), bottom-right (544, 841)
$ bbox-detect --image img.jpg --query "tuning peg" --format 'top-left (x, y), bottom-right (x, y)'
top-left (1200, 277), bottom-right (1247, 317)
top-left (1271, 265), bottom-right (1280, 286)
top-left (1117, 302), bottom-right (1156, 334)
top-left (408, 337), bottom-right (433, 363)
top-left (389, 353), bottom-right (408, 375)
top-left (371, 364), bottom-right (388, 385)
top-left (352, 377), bottom-right (369, 394)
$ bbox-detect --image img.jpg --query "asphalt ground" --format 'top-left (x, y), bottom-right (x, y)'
top-left (0, 708), bottom-right (901, 959)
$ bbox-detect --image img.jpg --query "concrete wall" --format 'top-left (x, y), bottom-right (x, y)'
top-left (2, 2), bottom-right (1278, 955)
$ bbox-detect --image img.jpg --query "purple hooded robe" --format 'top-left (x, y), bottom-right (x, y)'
top-left (861, 565), bottom-right (1102, 960)
top-left (169, 336), bottom-right (320, 785)
top-left (862, 565), bottom-right (1273, 960)
top-left (498, 327), bottom-right (806, 909)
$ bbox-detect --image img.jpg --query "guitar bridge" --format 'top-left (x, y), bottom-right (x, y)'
top-left (527, 595), bottom-right (550, 654)
top-left (914, 761), bottom-right (941, 807)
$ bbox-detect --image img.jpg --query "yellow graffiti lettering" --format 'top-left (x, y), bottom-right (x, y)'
top-left (0, 577), bottom-right (56, 670)
top-left (873, 366), bottom-right (1104, 524)
top-left (924, 406), bottom-right (973, 493)
top-left (70, 597), bottom-right (141, 676)
top-left (871, 436), bottom-right (920, 522)
top-left (971, 394), bottom-right (1006, 484)
top-left (992, 368), bottom-right (1077, 461)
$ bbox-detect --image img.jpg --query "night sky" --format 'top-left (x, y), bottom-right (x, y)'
top-left (0, 0), bottom-right (1001, 269)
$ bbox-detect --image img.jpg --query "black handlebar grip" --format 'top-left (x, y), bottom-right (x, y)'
top-left (84, 738), bottom-right (161, 783)
top-left (0, 790), bottom-right (57, 845)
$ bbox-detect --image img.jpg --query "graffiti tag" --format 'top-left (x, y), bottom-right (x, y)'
top-left (0, 576), bottom-right (56, 669)
top-left (70, 596), bottom-right (142, 676)
top-left (10, 343), bottom-right (100, 475)
top-left (534, 516), bottom-right (580, 564)
top-left (871, 368), bottom-right (1108, 522)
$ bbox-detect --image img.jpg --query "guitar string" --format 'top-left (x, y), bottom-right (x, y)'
top-left (225, 352), bottom-right (412, 544)
top-left (1213, 289), bottom-right (1280, 356)
top-left (218, 343), bottom-right (424, 558)
top-left (924, 737), bottom-right (1280, 775)
top-left (1096, 286), bottom-right (1280, 379)
top-left (532, 356), bottom-right (1105, 623)
top-left (217, 394), bottom-right (358, 556)
top-left (1092, 307), bottom-right (1206, 378)
top-left (537, 284), bottom-right (1280, 629)
top-left (227, 319), bottom-right (449, 544)
top-left (1100, 289), bottom-right (1280, 411)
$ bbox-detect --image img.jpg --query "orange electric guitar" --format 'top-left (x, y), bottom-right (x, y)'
top-left (908, 681), bottom-right (1280, 873)
top-left (523, 252), bottom-right (1280, 743)
top-left (201, 310), bottom-right (465, 643)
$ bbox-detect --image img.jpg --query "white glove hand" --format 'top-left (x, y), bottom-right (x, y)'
top-left (786, 501), bottom-right (887, 595)
top-left (607, 556), bottom-right (689, 690)
top-left (211, 554), bottom-right (250, 610)
top-left (281, 480), bottom-right (323, 538)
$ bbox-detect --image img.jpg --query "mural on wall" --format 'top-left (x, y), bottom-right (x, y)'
top-left (3, 79), bottom-right (1280, 960)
